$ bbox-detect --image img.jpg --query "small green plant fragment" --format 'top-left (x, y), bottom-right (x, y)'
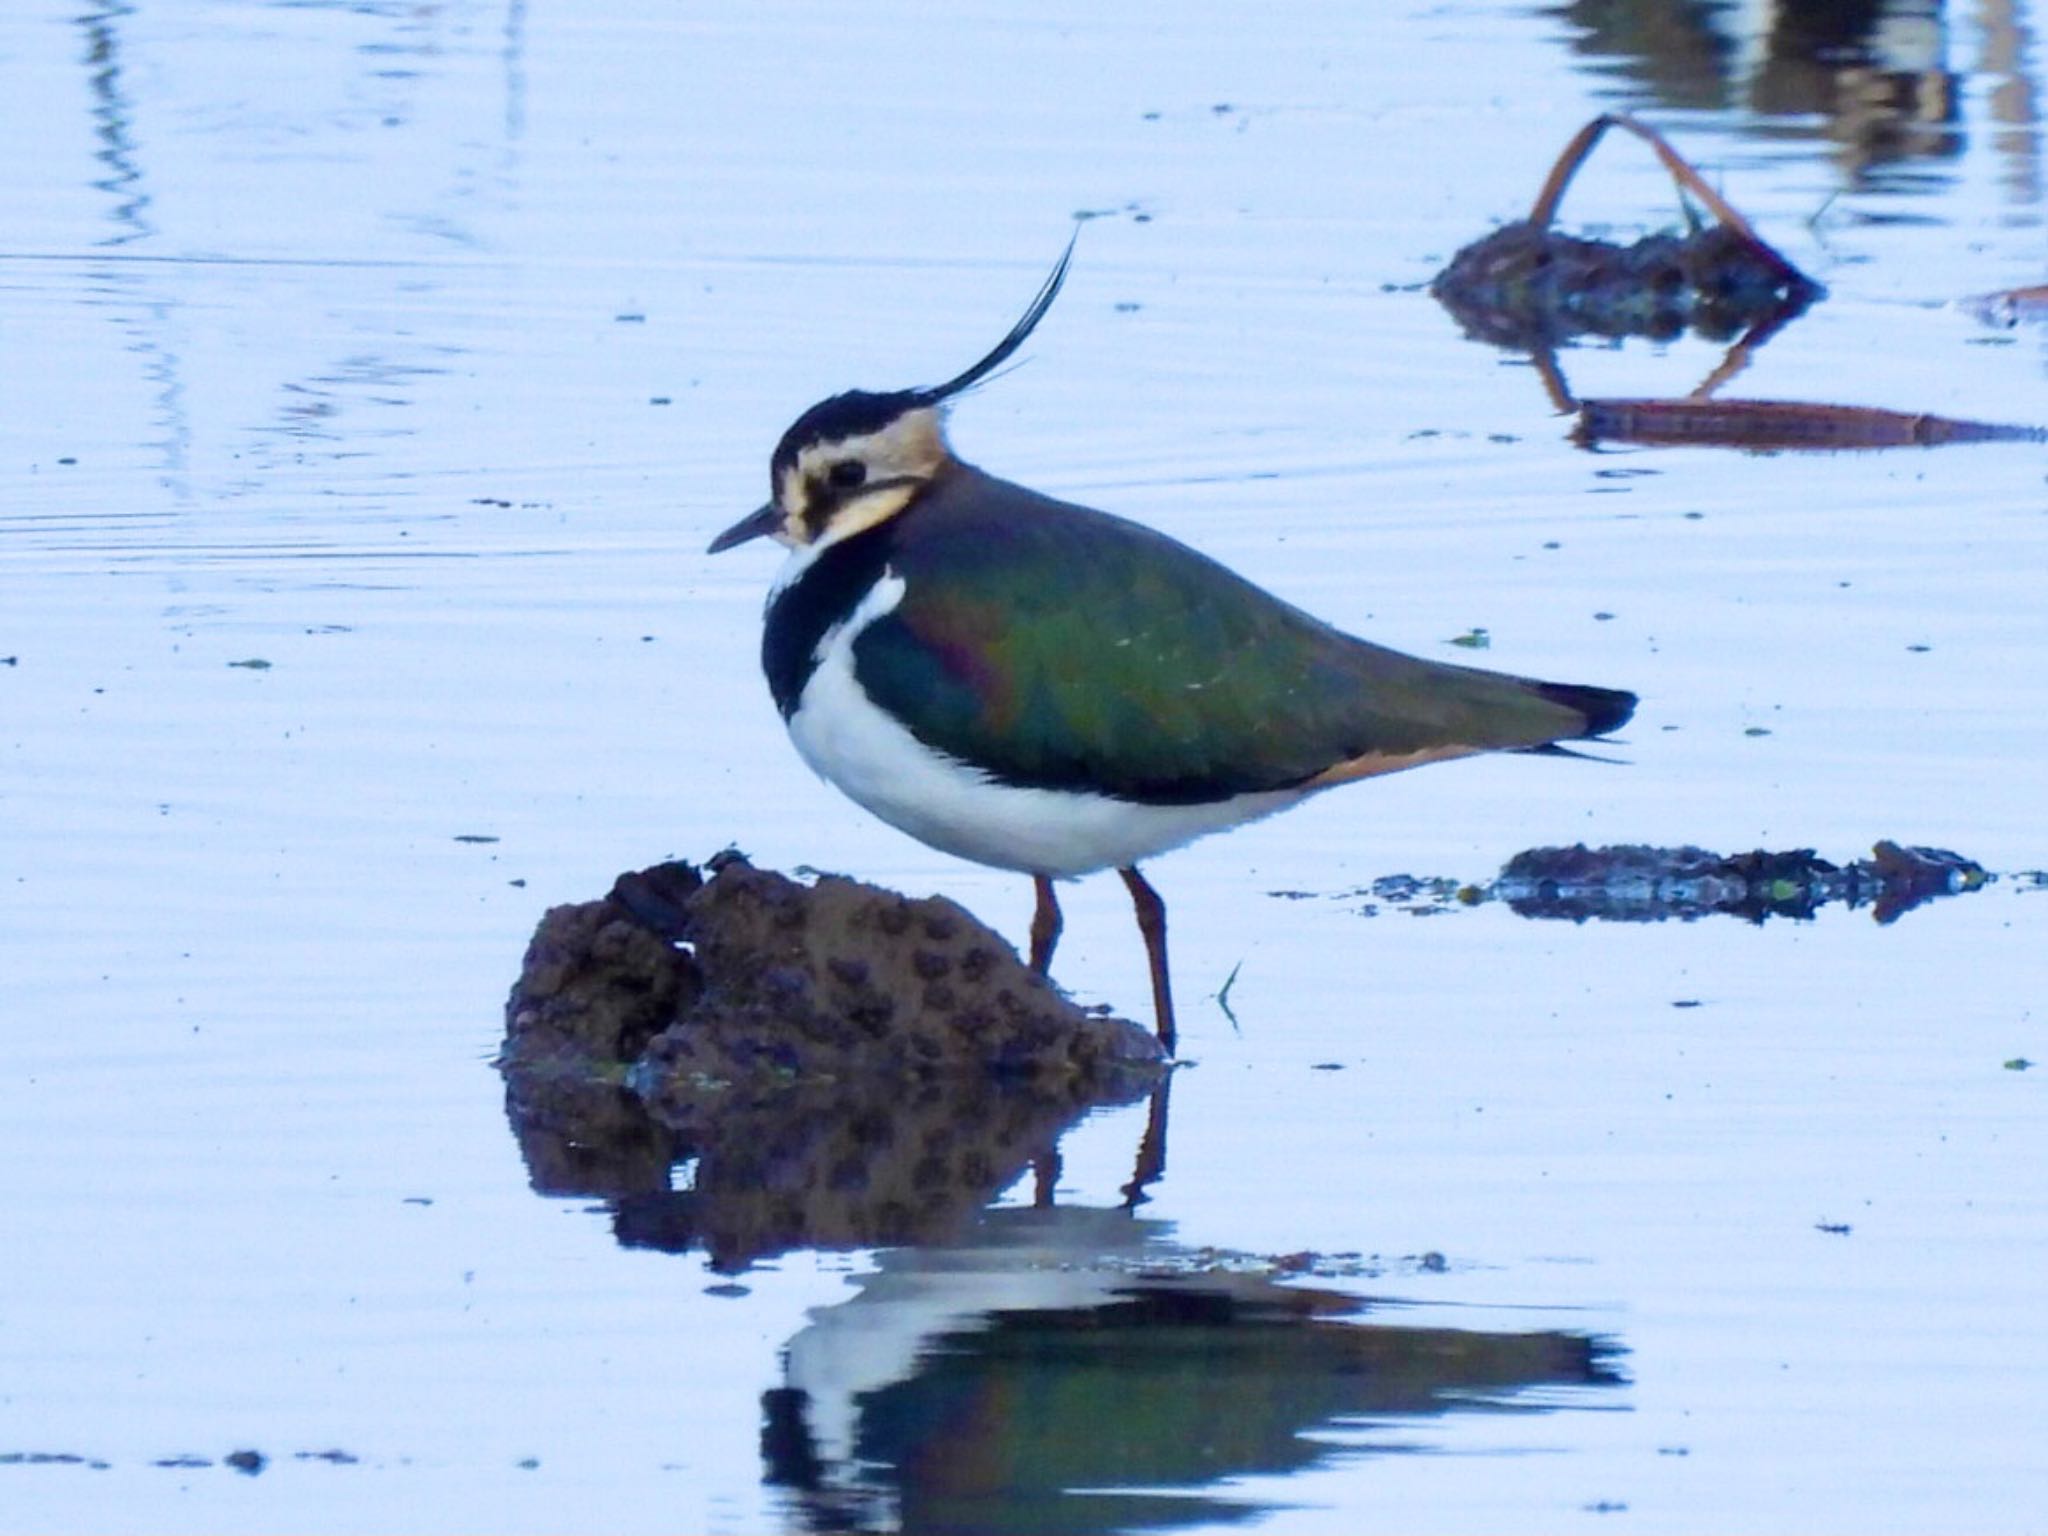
top-left (1216, 959), bottom-right (1245, 1032)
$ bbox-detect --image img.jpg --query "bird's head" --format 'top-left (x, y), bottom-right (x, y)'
top-left (708, 234), bottom-right (1075, 557)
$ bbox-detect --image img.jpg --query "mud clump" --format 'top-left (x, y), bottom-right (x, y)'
top-left (642, 854), bottom-right (1160, 1087)
top-left (500, 854), bottom-right (1163, 1270)
top-left (503, 872), bottom-right (703, 1078)
top-left (504, 852), bottom-right (1159, 1088)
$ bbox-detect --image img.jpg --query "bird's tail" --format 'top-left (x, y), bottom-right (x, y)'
top-left (1532, 680), bottom-right (1637, 739)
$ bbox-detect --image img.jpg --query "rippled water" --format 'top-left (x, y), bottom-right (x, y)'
top-left (5, 2), bottom-right (2046, 1531)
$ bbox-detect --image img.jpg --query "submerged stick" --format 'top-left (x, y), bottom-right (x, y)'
top-left (1574, 397), bottom-right (2048, 451)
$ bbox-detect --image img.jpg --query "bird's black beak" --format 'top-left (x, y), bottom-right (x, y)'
top-left (708, 502), bottom-right (780, 554)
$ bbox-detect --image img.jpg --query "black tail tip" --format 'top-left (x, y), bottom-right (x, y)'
top-left (1540, 681), bottom-right (1638, 738)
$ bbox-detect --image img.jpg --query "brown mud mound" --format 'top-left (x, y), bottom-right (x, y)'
top-left (504, 852), bottom-right (1162, 1090)
top-left (499, 854), bottom-right (1165, 1268)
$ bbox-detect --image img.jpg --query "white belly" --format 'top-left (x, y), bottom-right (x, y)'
top-left (786, 572), bottom-right (1301, 878)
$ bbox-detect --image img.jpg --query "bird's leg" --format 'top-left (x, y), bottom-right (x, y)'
top-left (1118, 865), bottom-right (1176, 1055)
top-left (1029, 873), bottom-right (1062, 974)
top-left (1031, 1145), bottom-right (1062, 1208)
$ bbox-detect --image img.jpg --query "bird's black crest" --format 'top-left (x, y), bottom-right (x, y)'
top-left (909, 229), bottom-right (1076, 407)
top-left (770, 389), bottom-right (918, 481)
top-left (767, 230), bottom-right (1079, 482)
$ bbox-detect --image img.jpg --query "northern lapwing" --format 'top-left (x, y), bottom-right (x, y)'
top-left (710, 242), bottom-right (1636, 1054)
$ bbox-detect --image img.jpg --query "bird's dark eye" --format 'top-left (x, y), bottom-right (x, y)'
top-left (827, 460), bottom-right (868, 491)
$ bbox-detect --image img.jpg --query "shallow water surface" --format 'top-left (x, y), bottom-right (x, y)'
top-left (4, 2), bottom-right (2046, 1531)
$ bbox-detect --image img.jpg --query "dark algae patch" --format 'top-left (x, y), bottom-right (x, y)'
top-left (1496, 841), bottom-right (1988, 924)
top-left (4, 1447), bottom-right (354, 1474)
top-left (0, 1452), bottom-right (111, 1470)
top-left (1281, 841), bottom-right (1989, 925)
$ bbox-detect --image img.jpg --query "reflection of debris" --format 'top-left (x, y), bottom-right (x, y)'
top-left (1275, 841), bottom-right (1989, 926)
top-left (501, 855), bottom-right (1166, 1271)
top-left (1433, 113), bottom-right (1822, 351)
top-left (767, 1205), bottom-right (1622, 1532)
top-left (1574, 397), bottom-right (2047, 451)
top-left (1553, 0), bottom-right (1959, 185)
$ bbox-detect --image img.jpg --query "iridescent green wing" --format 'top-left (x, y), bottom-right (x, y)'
top-left (852, 486), bottom-right (1603, 802)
